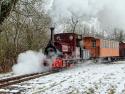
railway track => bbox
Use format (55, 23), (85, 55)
(0, 59), (122, 89)
(0, 71), (56, 88)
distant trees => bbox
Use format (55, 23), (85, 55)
(61, 15), (125, 41)
(0, 0), (51, 72)
(62, 16), (105, 39)
(113, 28), (125, 42)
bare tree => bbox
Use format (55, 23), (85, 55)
(113, 28), (125, 42)
(0, 0), (19, 24)
(0, 0), (51, 72)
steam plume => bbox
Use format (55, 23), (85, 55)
(47, 0), (125, 30)
(12, 50), (50, 75)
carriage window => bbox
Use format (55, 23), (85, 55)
(92, 39), (96, 48)
(110, 41), (112, 48)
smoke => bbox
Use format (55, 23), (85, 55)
(12, 50), (51, 75)
(47, 0), (125, 30)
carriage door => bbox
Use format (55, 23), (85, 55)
(92, 39), (97, 57)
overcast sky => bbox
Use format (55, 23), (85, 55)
(44, 0), (125, 31)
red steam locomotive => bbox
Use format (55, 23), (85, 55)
(44, 27), (125, 70)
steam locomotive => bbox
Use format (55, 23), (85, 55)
(44, 27), (125, 70)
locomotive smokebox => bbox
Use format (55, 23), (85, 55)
(50, 27), (55, 44)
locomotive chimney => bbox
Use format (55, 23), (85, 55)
(50, 27), (55, 45)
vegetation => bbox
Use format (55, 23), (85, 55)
(0, 0), (51, 72)
(62, 15), (125, 40)
(0, 0), (19, 24)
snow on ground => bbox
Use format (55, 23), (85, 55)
(0, 72), (26, 79)
(0, 72), (14, 79)
(1, 61), (125, 94)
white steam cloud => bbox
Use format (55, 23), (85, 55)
(47, 0), (125, 30)
(12, 50), (51, 75)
